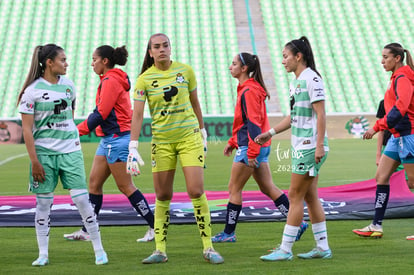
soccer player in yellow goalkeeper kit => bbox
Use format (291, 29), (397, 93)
(127, 33), (224, 264)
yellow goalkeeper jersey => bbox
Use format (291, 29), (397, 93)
(134, 61), (199, 143)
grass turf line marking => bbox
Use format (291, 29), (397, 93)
(0, 153), (27, 166)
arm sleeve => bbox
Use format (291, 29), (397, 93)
(376, 100), (385, 119)
(133, 75), (147, 102)
(241, 90), (263, 159)
(308, 75), (325, 103)
(77, 78), (120, 135)
(374, 76), (413, 131)
(18, 89), (35, 114)
(187, 65), (197, 92)
(70, 80), (77, 111)
(227, 135), (238, 148)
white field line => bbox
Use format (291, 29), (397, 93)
(0, 153), (28, 166)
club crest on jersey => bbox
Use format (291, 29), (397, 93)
(32, 180), (39, 189)
(66, 88), (71, 98)
(295, 84), (301, 95)
(176, 73), (185, 83)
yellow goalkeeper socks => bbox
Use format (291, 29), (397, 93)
(191, 193), (213, 250)
(154, 199), (170, 253)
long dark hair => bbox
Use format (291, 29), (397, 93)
(140, 33), (170, 75)
(17, 44), (63, 105)
(285, 36), (321, 78)
(95, 45), (128, 68)
(384, 43), (414, 71)
(239, 52), (270, 99)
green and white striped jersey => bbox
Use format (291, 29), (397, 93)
(289, 68), (329, 151)
(19, 76), (81, 155)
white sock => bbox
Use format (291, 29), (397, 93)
(70, 189), (104, 253)
(280, 224), (299, 253)
(35, 193), (54, 258)
(312, 221), (330, 251)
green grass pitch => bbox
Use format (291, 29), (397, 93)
(1, 139), (414, 274)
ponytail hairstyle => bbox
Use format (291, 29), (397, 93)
(17, 44), (63, 105)
(140, 33), (170, 75)
(239, 52), (270, 99)
(95, 45), (128, 68)
(285, 36), (322, 78)
(384, 43), (414, 71)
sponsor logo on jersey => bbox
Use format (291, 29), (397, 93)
(26, 103), (34, 110)
(314, 88), (324, 97)
(42, 93), (50, 100)
(163, 86), (178, 102)
(160, 108), (185, 116)
(303, 139), (311, 145)
(136, 90), (145, 97)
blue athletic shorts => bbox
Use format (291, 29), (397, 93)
(233, 146), (270, 168)
(383, 135), (414, 164)
(96, 134), (130, 164)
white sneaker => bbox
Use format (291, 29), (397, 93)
(63, 229), (90, 241)
(32, 255), (49, 266)
(137, 227), (154, 242)
(95, 250), (108, 265)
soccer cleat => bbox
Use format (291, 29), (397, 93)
(142, 250), (168, 264)
(296, 221), (308, 241)
(297, 248), (332, 259)
(137, 227), (155, 242)
(211, 231), (236, 243)
(352, 224), (383, 238)
(406, 235), (414, 240)
(203, 248), (224, 264)
(63, 229), (90, 241)
(32, 255), (49, 266)
(260, 246), (293, 261)
(95, 250), (108, 265)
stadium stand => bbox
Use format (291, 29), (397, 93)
(0, 0), (238, 118)
(0, 0), (413, 118)
(260, 0), (414, 114)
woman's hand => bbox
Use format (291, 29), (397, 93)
(254, 132), (271, 145)
(31, 159), (45, 183)
(363, 128), (377, 140)
(315, 144), (325, 164)
(224, 144), (234, 157)
(247, 158), (258, 168)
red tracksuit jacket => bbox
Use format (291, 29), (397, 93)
(228, 78), (271, 159)
(77, 68), (132, 137)
(374, 65), (414, 137)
